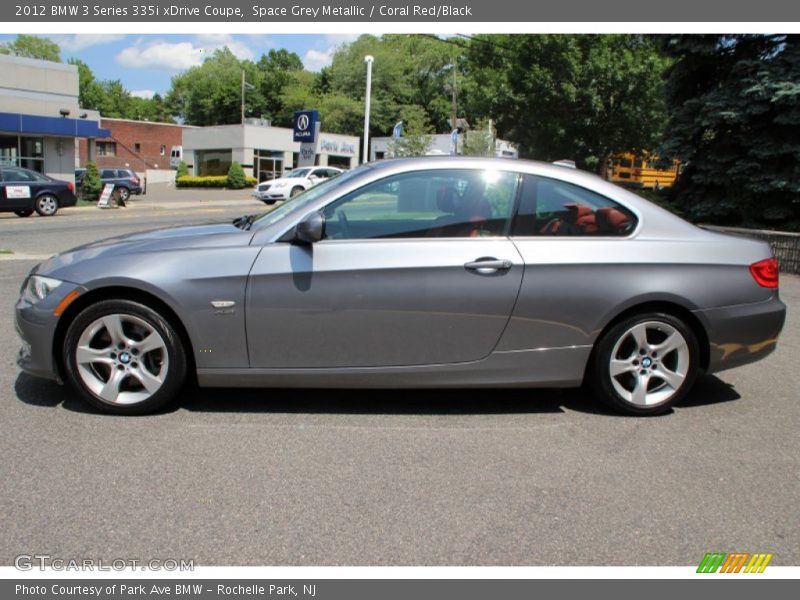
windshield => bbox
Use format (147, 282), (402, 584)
(284, 168), (311, 179)
(253, 166), (368, 228)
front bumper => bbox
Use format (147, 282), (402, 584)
(15, 281), (84, 382)
(253, 189), (289, 202)
(695, 294), (787, 373)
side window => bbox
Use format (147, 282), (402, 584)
(512, 175), (637, 237)
(2, 168), (35, 182)
(100, 169), (116, 179)
(322, 169), (518, 240)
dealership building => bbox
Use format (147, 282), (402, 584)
(183, 120), (360, 182)
(0, 54), (108, 183)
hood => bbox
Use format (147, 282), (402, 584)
(35, 222), (253, 278)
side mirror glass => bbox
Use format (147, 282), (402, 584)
(294, 211), (325, 244)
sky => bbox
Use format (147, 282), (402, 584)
(0, 34), (361, 98)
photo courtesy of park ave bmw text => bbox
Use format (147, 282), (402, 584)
(0, 0), (799, 596)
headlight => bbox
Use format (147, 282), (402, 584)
(21, 275), (63, 305)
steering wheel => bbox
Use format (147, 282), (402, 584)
(336, 210), (352, 239)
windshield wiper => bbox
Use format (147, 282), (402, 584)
(233, 214), (258, 230)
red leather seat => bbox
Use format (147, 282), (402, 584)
(596, 207), (631, 234)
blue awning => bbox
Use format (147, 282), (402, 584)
(0, 112), (110, 138)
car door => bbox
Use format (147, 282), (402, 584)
(246, 168), (524, 368)
(0, 167), (38, 211)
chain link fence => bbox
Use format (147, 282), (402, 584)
(702, 225), (800, 274)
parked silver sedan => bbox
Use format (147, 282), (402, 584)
(15, 157), (786, 415)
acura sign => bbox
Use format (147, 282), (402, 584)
(293, 110), (319, 143)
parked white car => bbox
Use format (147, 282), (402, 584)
(253, 167), (343, 204)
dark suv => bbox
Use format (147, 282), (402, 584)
(99, 168), (142, 201)
(75, 168), (143, 201)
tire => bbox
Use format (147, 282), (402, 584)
(589, 312), (699, 416)
(14, 209), (33, 217)
(118, 187), (131, 202)
(263, 200), (276, 205)
(63, 299), (187, 415)
(290, 186), (304, 198)
(35, 194), (59, 216)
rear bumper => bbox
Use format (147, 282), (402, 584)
(695, 294), (786, 373)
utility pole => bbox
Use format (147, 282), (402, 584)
(240, 70), (254, 125)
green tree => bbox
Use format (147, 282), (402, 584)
(0, 34), (61, 62)
(387, 108), (434, 157)
(255, 48), (304, 124)
(327, 35), (456, 137)
(69, 59), (105, 110)
(175, 161), (189, 179)
(226, 161), (247, 189)
(82, 161), (102, 200)
(462, 34), (669, 174)
(462, 118), (496, 156)
(659, 34), (800, 228)
(166, 47), (265, 126)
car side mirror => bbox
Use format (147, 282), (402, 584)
(294, 211), (325, 244)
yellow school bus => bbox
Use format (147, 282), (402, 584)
(609, 153), (681, 189)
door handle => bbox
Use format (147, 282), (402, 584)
(464, 258), (513, 274)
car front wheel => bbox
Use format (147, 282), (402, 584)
(35, 194), (59, 216)
(590, 312), (699, 416)
(290, 186), (304, 197)
(63, 300), (187, 415)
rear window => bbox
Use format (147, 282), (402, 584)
(512, 175), (638, 237)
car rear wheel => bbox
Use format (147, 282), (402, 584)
(290, 186), (304, 198)
(590, 312), (699, 416)
(63, 300), (187, 415)
(118, 187), (131, 201)
(14, 209), (33, 217)
(35, 194), (59, 216)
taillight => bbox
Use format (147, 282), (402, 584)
(750, 258), (779, 288)
(67, 182), (74, 193)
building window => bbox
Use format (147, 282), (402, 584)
(0, 135), (45, 172)
(96, 142), (116, 157)
(160, 145), (166, 156)
(134, 143), (141, 153)
(195, 149), (232, 176)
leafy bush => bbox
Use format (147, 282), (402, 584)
(81, 160), (102, 200)
(226, 161), (247, 189)
(175, 175), (256, 188)
(175, 160), (189, 179)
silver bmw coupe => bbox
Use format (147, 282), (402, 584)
(15, 157), (786, 415)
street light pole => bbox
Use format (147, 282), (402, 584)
(362, 55), (374, 164)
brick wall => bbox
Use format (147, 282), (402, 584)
(78, 118), (184, 172)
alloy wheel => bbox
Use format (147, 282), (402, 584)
(75, 313), (169, 405)
(608, 321), (690, 406)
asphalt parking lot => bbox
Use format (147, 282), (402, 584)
(1, 200), (798, 566)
